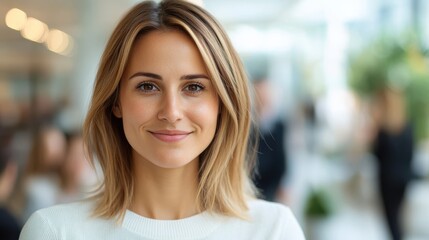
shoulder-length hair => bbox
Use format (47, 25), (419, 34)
(83, 0), (255, 221)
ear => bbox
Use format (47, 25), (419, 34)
(112, 104), (122, 118)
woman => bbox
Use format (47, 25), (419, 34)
(21, 125), (67, 221)
(20, 1), (305, 239)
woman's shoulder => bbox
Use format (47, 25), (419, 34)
(22, 201), (94, 228)
(32, 200), (93, 220)
(245, 199), (306, 239)
(20, 200), (109, 240)
(247, 199), (293, 219)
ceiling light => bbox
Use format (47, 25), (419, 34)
(46, 29), (73, 56)
(5, 8), (27, 31)
(20, 17), (49, 43)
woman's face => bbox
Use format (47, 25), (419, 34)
(115, 29), (219, 169)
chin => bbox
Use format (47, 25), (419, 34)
(151, 159), (196, 169)
(148, 153), (199, 169)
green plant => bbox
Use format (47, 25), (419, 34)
(304, 189), (332, 218)
(348, 36), (429, 141)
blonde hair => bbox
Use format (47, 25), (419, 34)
(83, 0), (255, 221)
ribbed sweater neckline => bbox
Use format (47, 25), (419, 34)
(122, 209), (224, 239)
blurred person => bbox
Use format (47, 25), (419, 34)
(302, 99), (317, 152)
(57, 132), (93, 203)
(372, 87), (414, 240)
(20, 1), (305, 239)
(252, 77), (288, 202)
(21, 125), (67, 221)
(58, 132), (99, 203)
(0, 134), (21, 240)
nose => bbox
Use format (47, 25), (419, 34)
(157, 91), (183, 123)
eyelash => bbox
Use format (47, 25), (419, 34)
(184, 82), (205, 94)
(136, 81), (159, 92)
(136, 81), (205, 94)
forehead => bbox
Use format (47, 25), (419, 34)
(130, 29), (198, 61)
(136, 29), (192, 47)
(125, 29), (208, 73)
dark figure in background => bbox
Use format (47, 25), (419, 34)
(255, 120), (287, 201)
(0, 134), (21, 240)
(252, 78), (287, 201)
(372, 88), (414, 240)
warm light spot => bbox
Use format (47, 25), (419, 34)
(60, 37), (74, 56)
(46, 29), (69, 53)
(20, 17), (49, 43)
(5, 8), (27, 30)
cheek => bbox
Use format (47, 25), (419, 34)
(192, 99), (219, 129)
(121, 97), (157, 123)
(120, 99), (155, 148)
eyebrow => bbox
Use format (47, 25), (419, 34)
(129, 72), (161, 80)
(128, 72), (210, 81)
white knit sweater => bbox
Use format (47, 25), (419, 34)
(20, 199), (305, 240)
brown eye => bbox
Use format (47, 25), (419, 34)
(184, 83), (204, 93)
(137, 82), (159, 92)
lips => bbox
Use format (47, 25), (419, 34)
(149, 130), (191, 143)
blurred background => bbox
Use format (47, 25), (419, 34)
(1, 0), (429, 239)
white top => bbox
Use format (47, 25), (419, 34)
(20, 199), (306, 240)
(23, 176), (60, 221)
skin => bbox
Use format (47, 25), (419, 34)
(42, 128), (67, 171)
(114, 29), (219, 220)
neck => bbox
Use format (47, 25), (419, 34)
(130, 153), (200, 220)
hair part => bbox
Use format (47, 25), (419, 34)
(83, 0), (256, 222)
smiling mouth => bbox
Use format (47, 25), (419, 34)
(148, 130), (191, 143)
